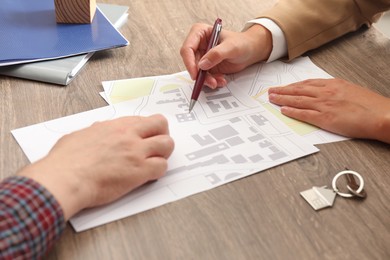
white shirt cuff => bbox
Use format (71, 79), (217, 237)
(243, 18), (288, 62)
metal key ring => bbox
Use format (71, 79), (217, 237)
(331, 170), (364, 198)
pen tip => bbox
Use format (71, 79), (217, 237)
(188, 100), (196, 112)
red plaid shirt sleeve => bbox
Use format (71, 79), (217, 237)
(0, 176), (66, 260)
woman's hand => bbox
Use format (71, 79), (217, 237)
(268, 78), (390, 143)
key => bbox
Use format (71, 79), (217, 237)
(301, 170), (366, 211)
(345, 173), (367, 198)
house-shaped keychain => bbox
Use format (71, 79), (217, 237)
(300, 186), (337, 210)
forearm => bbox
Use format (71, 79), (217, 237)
(0, 176), (65, 259)
(242, 24), (273, 63)
(258, 0), (390, 60)
(244, 18), (287, 62)
(18, 155), (91, 221)
(374, 108), (390, 144)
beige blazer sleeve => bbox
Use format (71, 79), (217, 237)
(258, 0), (390, 60)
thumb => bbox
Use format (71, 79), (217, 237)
(198, 45), (226, 70)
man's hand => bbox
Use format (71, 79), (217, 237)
(19, 114), (174, 220)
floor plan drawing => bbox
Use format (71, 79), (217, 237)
(101, 57), (347, 144)
(226, 57), (348, 144)
(12, 78), (318, 232)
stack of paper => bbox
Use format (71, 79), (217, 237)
(12, 57), (346, 232)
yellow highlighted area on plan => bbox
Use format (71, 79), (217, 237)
(109, 78), (155, 104)
(159, 84), (181, 92)
(262, 103), (318, 136)
(252, 88), (319, 136)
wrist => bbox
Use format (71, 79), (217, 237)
(243, 24), (272, 62)
(376, 107), (390, 144)
(18, 156), (90, 220)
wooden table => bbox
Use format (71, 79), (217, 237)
(1, 0), (389, 259)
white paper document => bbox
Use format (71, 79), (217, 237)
(101, 57), (348, 145)
(13, 73), (318, 232)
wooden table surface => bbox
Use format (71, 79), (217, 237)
(1, 0), (389, 259)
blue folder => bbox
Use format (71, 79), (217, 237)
(0, 0), (128, 66)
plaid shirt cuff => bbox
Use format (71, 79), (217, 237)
(0, 175), (66, 259)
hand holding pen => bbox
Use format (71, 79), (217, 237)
(180, 22), (273, 90)
(188, 18), (222, 112)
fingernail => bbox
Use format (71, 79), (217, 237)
(268, 93), (277, 100)
(205, 78), (217, 89)
(216, 77), (227, 86)
(198, 58), (212, 70)
(220, 78), (227, 86)
(280, 106), (290, 113)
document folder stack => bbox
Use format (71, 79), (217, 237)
(0, 1), (129, 85)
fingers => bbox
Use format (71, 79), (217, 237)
(268, 79), (326, 97)
(120, 114), (174, 158)
(268, 79), (336, 110)
(280, 106), (322, 127)
(180, 23), (230, 88)
(198, 36), (247, 72)
(180, 23), (213, 80)
(180, 44), (198, 80)
(142, 134), (175, 159)
(204, 72), (227, 89)
(269, 92), (318, 110)
(198, 45), (226, 70)
(129, 114), (170, 138)
(142, 157), (170, 180)
(182, 42), (227, 88)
